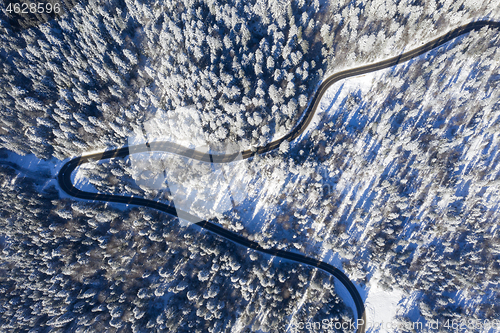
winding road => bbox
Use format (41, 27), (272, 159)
(58, 21), (500, 333)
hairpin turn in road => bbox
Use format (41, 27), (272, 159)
(58, 21), (500, 333)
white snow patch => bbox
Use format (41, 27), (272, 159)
(364, 270), (404, 332)
(0, 151), (66, 194)
(72, 165), (98, 193)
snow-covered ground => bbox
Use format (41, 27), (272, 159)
(363, 270), (404, 332)
(73, 164), (99, 193)
(0, 150), (63, 194)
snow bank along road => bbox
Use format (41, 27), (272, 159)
(58, 20), (500, 333)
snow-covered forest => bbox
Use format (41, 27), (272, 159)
(78, 11), (500, 330)
(1, 0), (499, 158)
(1, 0), (500, 331)
(0, 159), (353, 331)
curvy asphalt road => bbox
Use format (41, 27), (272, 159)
(58, 21), (500, 333)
